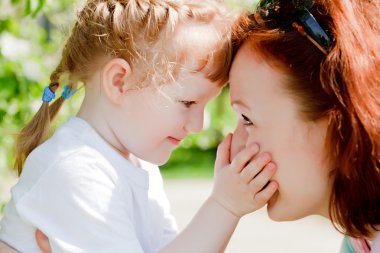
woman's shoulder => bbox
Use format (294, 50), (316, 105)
(340, 235), (374, 253)
(372, 231), (380, 252)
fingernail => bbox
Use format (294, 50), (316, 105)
(246, 141), (256, 147)
(262, 152), (271, 161)
(266, 162), (274, 170)
(248, 142), (259, 149)
(271, 182), (278, 190)
(250, 145), (259, 153)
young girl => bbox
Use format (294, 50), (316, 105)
(0, 0), (278, 252)
(229, 0), (379, 252)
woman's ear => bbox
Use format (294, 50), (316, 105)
(101, 58), (133, 104)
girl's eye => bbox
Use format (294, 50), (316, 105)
(242, 114), (253, 126)
(179, 100), (196, 108)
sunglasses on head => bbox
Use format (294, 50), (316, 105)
(255, 0), (332, 55)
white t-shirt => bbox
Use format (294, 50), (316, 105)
(0, 116), (178, 253)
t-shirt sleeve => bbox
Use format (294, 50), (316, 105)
(158, 181), (178, 246)
(15, 154), (144, 253)
(144, 162), (178, 248)
(160, 204), (178, 248)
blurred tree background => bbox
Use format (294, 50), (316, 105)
(0, 0), (257, 211)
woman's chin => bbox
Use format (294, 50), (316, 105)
(266, 192), (284, 221)
(267, 206), (287, 221)
(266, 192), (299, 222)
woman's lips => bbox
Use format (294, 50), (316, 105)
(167, 136), (183, 145)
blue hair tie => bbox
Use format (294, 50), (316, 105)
(61, 85), (76, 100)
(42, 86), (56, 103)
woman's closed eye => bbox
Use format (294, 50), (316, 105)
(178, 100), (197, 108)
(242, 114), (253, 126)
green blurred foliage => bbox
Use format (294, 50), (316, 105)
(0, 0), (258, 180)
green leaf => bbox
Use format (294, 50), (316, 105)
(24, 0), (31, 15)
(10, 0), (21, 5)
(31, 0), (46, 17)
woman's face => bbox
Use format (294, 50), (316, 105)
(229, 43), (333, 221)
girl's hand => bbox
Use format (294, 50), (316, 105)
(211, 134), (278, 218)
(0, 242), (19, 253)
(35, 229), (51, 253)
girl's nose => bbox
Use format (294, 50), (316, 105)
(184, 108), (204, 133)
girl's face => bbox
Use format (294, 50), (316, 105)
(110, 67), (221, 165)
(229, 43), (333, 221)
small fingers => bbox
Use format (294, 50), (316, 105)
(252, 181), (278, 206)
(215, 133), (233, 169)
(230, 143), (260, 173)
(249, 162), (277, 192)
(240, 153), (272, 182)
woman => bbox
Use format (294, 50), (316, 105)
(229, 0), (379, 252)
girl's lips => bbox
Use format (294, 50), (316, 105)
(167, 136), (182, 145)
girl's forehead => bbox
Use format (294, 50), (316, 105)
(160, 70), (221, 98)
(174, 22), (220, 50)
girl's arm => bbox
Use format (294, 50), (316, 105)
(159, 134), (278, 253)
(0, 242), (20, 253)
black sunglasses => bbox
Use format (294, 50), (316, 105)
(255, 0), (332, 54)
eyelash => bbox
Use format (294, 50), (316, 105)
(241, 114), (253, 126)
(179, 100), (196, 108)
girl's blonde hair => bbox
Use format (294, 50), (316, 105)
(15, 0), (233, 174)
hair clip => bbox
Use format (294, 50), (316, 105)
(42, 86), (56, 103)
(292, 21), (328, 54)
(256, 0), (332, 54)
(61, 85), (77, 100)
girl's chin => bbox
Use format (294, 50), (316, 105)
(148, 155), (170, 166)
(136, 151), (171, 166)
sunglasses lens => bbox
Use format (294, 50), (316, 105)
(296, 10), (331, 50)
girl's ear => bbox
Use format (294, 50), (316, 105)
(101, 58), (133, 104)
